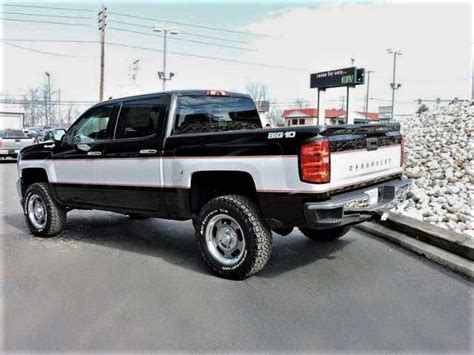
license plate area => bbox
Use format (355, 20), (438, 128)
(364, 188), (379, 205)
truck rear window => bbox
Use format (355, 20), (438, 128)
(0, 130), (25, 138)
(173, 95), (261, 135)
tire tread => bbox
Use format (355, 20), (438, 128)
(196, 194), (272, 279)
(24, 182), (66, 238)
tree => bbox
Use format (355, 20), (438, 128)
(64, 105), (81, 126)
(292, 98), (310, 109)
(267, 101), (284, 127)
(245, 81), (268, 103)
(22, 87), (46, 127)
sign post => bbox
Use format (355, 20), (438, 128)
(310, 67), (365, 125)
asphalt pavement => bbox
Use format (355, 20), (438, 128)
(1, 161), (472, 352)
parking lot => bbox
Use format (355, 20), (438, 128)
(0, 161), (472, 352)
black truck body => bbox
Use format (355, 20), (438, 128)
(17, 90), (411, 279)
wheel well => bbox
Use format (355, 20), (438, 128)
(189, 171), (258, 214)
(21, 168), (48, 196)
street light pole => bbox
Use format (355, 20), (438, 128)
(45, 72), (51, 126)
(153, 25), (179, 91)
(387, 49), (402, 122)
(364, 70), (374, 121)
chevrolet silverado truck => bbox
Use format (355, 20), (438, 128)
(0, 129), (36, 158)
(17, 90), (411, 279)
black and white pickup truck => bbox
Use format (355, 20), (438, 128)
(17, 90), (411, 279)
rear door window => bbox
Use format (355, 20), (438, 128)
(173, 95), (261, 135)
(115, 97), (168, 140)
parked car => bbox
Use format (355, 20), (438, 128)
(0, 129), (37, 158)
(16, 90), (411, 279)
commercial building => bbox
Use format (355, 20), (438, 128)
(0, 104), (25, 129)
(282, 108), (379, 126)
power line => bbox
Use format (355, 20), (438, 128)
(107, 27), (255, 51)
(0, 11), (91, 20)
(2, 3), (93, 12)
(1, 38), (307, 71)
(3, 41), (98, 58)
(108, 11), (270, 37)
(107, 19), (250, 44)
(1, 39), (98, 44)
(0, 17), (91, 27)
(105, 41), (307, 71)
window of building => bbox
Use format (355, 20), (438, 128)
(292, 119), (298, 125)
(299, 118), (305, 125)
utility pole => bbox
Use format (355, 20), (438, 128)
(364, 70), (374, 120)
(58, 88), (61, 125)
(45, 72), (51, 126)
(98, 4), (107, 101)
(339, 96), (345, 110)
(350, 57), (355, 66)
(387, 49), (402, 122)
(153, 25), (179, 91)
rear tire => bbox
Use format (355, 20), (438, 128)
(23, 182), (66, 238)
(195, 195), (272, 280)
(299, 225), (351, 242)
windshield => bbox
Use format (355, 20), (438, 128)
(173, 95), (261, 135)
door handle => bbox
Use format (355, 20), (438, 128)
(44, 143), (55, 149)
(87, 151), (102, 156)
(139, 149), (157, 155)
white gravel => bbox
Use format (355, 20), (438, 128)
(393, 101), (474, 238)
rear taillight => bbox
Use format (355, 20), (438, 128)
(400, 135), (405, 167)
(300, 138), (330, 184)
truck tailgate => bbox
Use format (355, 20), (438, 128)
(322, 125), (402, 191)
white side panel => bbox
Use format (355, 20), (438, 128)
(19, 159), (56, 182)
(52, 160), (103, 184)
(19, 145), (402, 194)
(161, 156), (330, 193)
(101, 158), (161, 187)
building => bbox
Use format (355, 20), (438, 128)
(0, 103), (25, 130)
(282, 108), (379, 126)
(354, 111), (380, 123)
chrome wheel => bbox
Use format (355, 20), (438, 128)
(27, 194), (47, 230)
(205, 214), (245, 265)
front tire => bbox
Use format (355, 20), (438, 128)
(299, 225), (351, 242)
(23, 182), (66, 237)
(195, 195), (272, 280)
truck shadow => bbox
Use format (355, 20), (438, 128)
(260, 235), (351, 278)
(4, 210), (351, 278)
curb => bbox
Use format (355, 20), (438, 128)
(381, 212), (474, 260)
(356, 222), (473, 280)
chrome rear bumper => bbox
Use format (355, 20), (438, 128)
(303, 178), (412, 229)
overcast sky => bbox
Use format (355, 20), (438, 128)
(1, 1), (472, 115)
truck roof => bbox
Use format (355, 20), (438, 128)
(96, 90), (252, 108)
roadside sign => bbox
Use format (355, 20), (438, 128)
(310, 67), (358, 89)
(356, 68), (365, 85)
